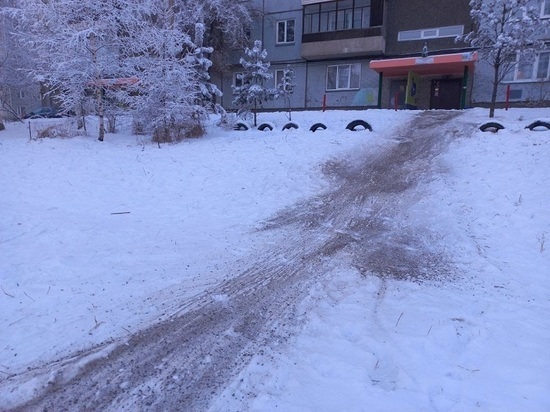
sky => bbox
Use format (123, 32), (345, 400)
(1, 108), (549, 411)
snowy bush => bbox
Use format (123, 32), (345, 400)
(31, 120), (84, 140)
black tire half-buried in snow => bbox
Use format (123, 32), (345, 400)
(309, 123), (327, 132)
(479, 122), (504, 133)
(282, 122), (299, 130)
(346, 120), (372, 132)
(525, 120), (550, 131)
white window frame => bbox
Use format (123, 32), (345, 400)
(398, 25), (464, 42)
(276, 19), (295, 44)
(326, 63), (361, 91)
(506, 52), (550, 82)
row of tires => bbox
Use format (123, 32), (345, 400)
(479, 120), (550, 132)
(234, 119), (373, 132)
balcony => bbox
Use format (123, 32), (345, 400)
(301, 27), (385, 60)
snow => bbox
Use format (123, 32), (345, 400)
(1, 108), (549, 410)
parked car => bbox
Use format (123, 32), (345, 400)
(24, 107), (61, 119)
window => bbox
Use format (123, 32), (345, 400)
(542, 0), (550, 18)
(277, 19), (295, 44)
(398, 25), (464, 41)
(275, 69), (295, 92)
(507, 52), (550, 81)
(326, 63), (360, 90)
(275, 70), (285, 87)
(303, 0), (372, 35)
(337, 0), (353, 30)
(536, 53), (550, 78)
(19, 90), (25, 99)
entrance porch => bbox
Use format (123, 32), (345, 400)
(370, 52), (478, 110)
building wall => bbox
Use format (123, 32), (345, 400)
(472, 58), (550, 107)
(385, 0), (471, 56)
(305, 60), (379, 109)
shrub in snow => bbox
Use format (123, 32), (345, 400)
(216, 108), (239, 131)
(31, 120), (84, 139)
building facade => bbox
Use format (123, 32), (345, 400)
(220, 0), (550, 111)
(3, 0), (548, 120)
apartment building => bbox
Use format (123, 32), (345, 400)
(220, 0), (550, 111)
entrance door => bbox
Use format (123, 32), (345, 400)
(430, 79), (462, 109)
(389, 80), (407, 110)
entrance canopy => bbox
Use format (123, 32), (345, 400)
(370, 51), (478, 77)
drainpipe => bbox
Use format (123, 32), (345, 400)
(261, 0), (265, 46)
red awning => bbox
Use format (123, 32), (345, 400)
(370, 51), (478, 77)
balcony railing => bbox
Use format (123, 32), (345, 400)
(302, 26), (382, 43)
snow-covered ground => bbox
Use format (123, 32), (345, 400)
(1, 108), (549, 410)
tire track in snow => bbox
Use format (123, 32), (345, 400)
(6, 111), (468, 411)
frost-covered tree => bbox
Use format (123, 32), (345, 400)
(123, 3), (203, 142)
(460, 0), (549, 117)
(232, 40), (277, 127)
(173, 0), (256, 68)
(12, 0), (255, 141)
(276, 66), (296, 121)
(0, 0), (31, 129)
(185, 22), (222, 109)
(12, 0), (144, 140)
(132, 1), (253, 139)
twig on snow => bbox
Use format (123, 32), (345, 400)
(458, 365), (480, 373)
(9, 314), (32, 327)
(1, 285), (14, 298)
(88, 316), (105, 334)
(395, 312), (404, 328)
